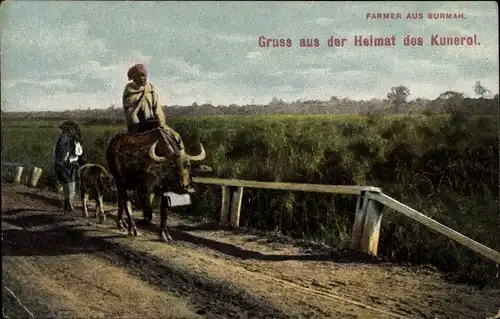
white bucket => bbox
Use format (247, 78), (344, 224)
(163, 192), (192, 207)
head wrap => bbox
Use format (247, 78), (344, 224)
(59, 121), (82, 141)
(127, 64), (148, 80)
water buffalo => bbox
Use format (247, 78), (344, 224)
(106, 120), (207, 242)
(78, 163), (117, 223)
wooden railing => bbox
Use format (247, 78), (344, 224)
(3, 162), (499, 265)
(193, 177), (500, 265)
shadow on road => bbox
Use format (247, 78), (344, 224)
(5, 189), (382, 265)
(2, 208), (54, 215)
(2, 209), (290, 319)
(16, 191), (62, 208)
(2, 210), (122, 257)
(110, 214), (382, 264)
(180, 231), (381, 264)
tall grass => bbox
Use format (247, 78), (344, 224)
(2, 113), (498, 286)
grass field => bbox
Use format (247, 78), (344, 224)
(2, 112), (498, 286)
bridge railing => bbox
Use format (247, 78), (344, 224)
(192, 177), (500, 265)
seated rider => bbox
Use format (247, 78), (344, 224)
(122, 63), (185, 152)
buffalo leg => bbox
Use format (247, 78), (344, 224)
(159, 196), (174, 243)
(116, 198), (129, 230)
(121, 190), (137, 236)
(125, 201), (132, 227)
(120, 203), (129, 229)
(114, 183), (131, 230)
(115, 185), (127, 230)
(116, 197), (125, 230)
(138, 193), (154, 224)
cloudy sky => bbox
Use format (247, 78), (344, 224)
(1, 1), (498, 111)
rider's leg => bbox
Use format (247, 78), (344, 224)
(161, 124), (185, 151)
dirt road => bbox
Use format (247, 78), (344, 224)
(2, 184), (499, 318)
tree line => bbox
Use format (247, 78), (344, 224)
(2, 81), (497, 122)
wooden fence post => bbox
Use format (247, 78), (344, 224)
(229, 187), (244, 227)
(30, 167), (43, 187)
(351, 191), (368, 251)
(14, 166), (24, 184)
(220, 186), (231, 225)
(359, 192), (383, 256)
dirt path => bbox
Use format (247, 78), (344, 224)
(2, 184), (499, 319)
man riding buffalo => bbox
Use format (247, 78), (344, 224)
(107, 63), (208, 241)
(122, 63), (185, 152)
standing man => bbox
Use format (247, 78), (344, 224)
(53, 121), (87, 213)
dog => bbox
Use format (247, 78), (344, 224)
(78, 163), (116, 223)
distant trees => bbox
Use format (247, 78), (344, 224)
(270, 96), (285, 105)
(474, 81), (489, 98)
(387, 85), (410, 112)
(438, 91), (464, 101)
(3, 81), (498, 119)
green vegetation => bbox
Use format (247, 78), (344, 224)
(2, 88), (498, 287)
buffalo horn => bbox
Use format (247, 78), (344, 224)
(148, 140), (166, 162)
(185, 141), (206, 162)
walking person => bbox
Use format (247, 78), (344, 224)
(53, 121), (87, 213)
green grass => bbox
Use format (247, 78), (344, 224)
(2, 112), (498, 286)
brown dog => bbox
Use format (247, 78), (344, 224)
(78, 163), (116, 223)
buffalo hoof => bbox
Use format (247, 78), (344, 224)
(127, 228), (139, 236)
(160, 232), (174, 243)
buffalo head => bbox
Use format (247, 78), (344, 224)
(148, 137), (207, 193)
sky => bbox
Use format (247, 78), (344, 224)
(1, 1), (498, 112)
